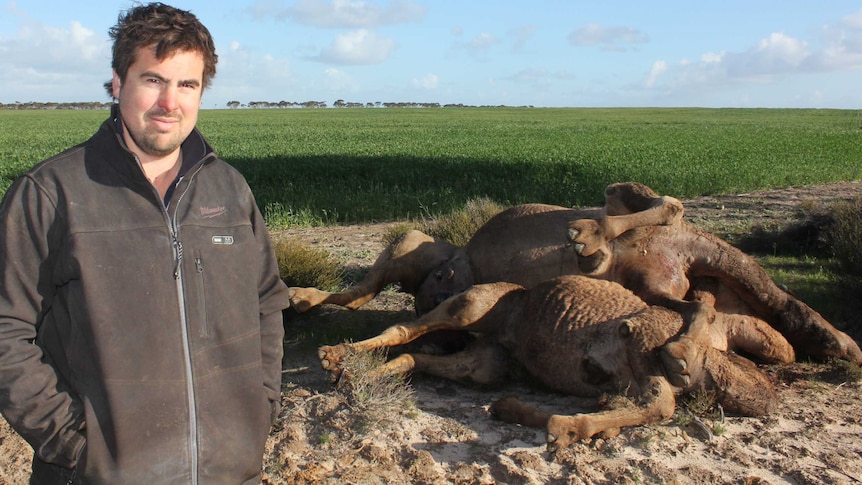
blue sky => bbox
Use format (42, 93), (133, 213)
(2, 0), (861, 108)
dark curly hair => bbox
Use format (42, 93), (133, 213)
(103, 2), (218, 97)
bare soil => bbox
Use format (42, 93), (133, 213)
(2, 181), (861, 484)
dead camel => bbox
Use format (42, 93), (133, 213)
(318, 275), (796, 449)
(292, 182), (862, 369)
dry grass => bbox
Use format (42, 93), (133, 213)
(826, 195), (862, 277)
(272, 238), (344, 290)
(378, 197), (505, 248)
(419, 197), (505, 247)
(337, 348), (417, 433)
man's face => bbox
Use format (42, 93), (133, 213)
(112, 46), (205, 162)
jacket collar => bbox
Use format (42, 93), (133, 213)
(86, 105), (217, 207)
(103, 104), (216, 182)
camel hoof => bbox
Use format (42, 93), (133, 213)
(318, 345), (346, 376)
(567, 219), (603, 257)
(660, 340), (693, 388)
(288, 288), (314, 313)
(317, 347), (332, 369)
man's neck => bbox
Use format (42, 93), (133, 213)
(142, 150), (182, 199)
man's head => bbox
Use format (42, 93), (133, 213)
(105, 3), (217, 162)
(105, 3), (217, 95)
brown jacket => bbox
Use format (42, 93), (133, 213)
(0, 107), (288, 484)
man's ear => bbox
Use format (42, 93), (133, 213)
(111, 71), (122, 99)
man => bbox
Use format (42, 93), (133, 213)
(0, 3), (289, 483)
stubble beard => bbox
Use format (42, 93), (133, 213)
(126, 109), (186, 158)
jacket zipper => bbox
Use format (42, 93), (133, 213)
(194, 252), (209, 337)
(169, 162), (208, 485)
(126, 135), (214, 484)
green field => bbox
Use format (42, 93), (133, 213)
(1, 108), (859, 227)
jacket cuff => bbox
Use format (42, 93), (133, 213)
(41, 429), (86, 469)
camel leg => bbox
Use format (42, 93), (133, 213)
(318, 282), (524, 378)
(567, 183), (684, 262)
(490, 376), (676, 450)
(289, 230), (458, 312)
(365, 337), (512, 385)
(660, 297), (799, 390)
(489, 397), (552, 429)
(696, 346), (779, 416)
(722, 313), (795, 364)
(778, 299), (862, 365)
(631, 280), (719, 388)
(652, 299), (715, 380)
(680, 233), (862, 365)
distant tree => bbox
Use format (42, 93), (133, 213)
(227, 100), (240, 109)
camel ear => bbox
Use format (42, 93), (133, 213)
(618, 318), (636, 337)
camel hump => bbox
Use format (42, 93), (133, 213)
(525, 276), (649, 331)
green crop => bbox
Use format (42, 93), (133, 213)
(1, 107), (859, 227)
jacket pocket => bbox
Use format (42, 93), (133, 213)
(193, 249), (209, 337)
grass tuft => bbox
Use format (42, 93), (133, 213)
(419, 197), (505, 246)
(681, 388), (720, 418)
(272, 238), (344, 290)
(826, 195), (862, 277)
(379, 197), (505, 248)
(338, 348), (416, 432)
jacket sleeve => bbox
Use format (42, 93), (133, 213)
(250, 202), (288, 419)
(0, 176), (86, 467)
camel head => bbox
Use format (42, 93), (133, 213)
(414, 255), (474, 315)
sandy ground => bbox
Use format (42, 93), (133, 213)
(1, 180), (861, 484)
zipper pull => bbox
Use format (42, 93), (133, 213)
(173, 239), (184, 279)
(195, 257), (203, 273)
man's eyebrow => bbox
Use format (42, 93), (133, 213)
(140, 71), (201, 87)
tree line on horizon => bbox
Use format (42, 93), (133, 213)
(2, 100), (533, 110)
(2, 101), (114, 110)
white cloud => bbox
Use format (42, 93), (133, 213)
(814, 9), (862, 70)
(643, 25), (861, 97)
(452, 32), (500, 60)
(323, 67), (359, 92)
(841, 8), (862, 29)
(1, 20), (106, 69)
(468, 32), (499, 50)
(412, 73), (438, 89)
(568, 23), (649, 52)
(209, 41), (296, 105)
(258, 0), (426, 28)
(723, 32), (810, 78)
(313, 29), (396, 64)
(644, 60), (667, 88)
(0, 19), (109, 102)
(507, 68), (550, 83)
(701, 52), (723, 64)
(508, 24), (536, 52)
